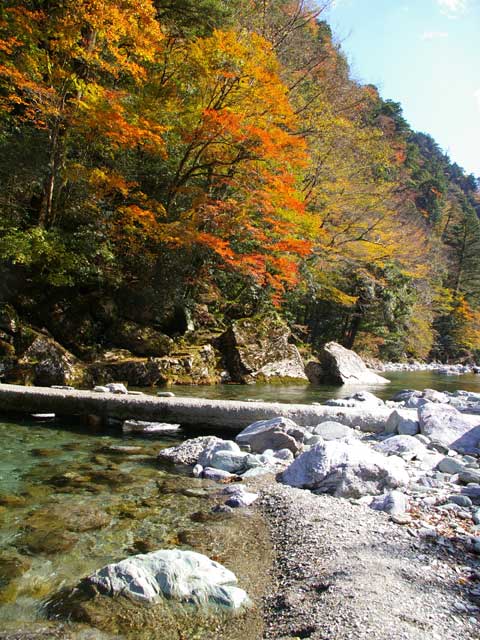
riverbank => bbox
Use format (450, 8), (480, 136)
(259, 482), (479, 640)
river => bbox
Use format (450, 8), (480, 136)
(0, 370), (479, 638)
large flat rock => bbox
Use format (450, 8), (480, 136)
(0, 383), (413, 432)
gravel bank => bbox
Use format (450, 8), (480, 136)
(259, 482), (479, 640)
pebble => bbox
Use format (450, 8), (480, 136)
(390, 514), (412, 525)
(447, 495), (473, 508)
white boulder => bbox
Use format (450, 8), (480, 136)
(385, 409), (419, 436)
(419, 403), (480, 454)
(280, 439), (408, 498)
(123, 420), (180, 434)
(84, 549), (249, 609)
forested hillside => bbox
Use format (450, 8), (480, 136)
(0, 0), (479, 367)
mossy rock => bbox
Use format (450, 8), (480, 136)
(0, 552), (32, 586)
(6, 327), (91, 387)
(217, 311), (307, 383)
(107, 320), (174, 357)
(0, 494), (27, 508)
(0, 338), (15, 357)
(17, 530), (77, 556)
(90, 343), (220, 386)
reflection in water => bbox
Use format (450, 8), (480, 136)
(145, 371), (480, 404)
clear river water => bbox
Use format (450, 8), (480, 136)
(0, 370), (479, 638)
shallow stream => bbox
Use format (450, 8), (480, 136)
(0, 371), (479, 637)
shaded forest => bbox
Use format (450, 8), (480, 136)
(0, 0), (479, 365)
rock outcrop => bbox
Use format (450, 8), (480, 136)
(306, 342), (390, 385)
(6, 329), (89, 387)
(89, 343), (220, 386)
(217, 311), (307, 384)
(106, 320), (174, 357)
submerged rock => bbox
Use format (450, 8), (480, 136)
(324, 391), (384, 408)
(122, 420), (180, 434)
(280, 439), (408, 498)
(83, 549), (249, 609)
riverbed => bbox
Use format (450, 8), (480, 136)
(0, 371), (479, 638)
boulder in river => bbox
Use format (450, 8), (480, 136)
(307, 342), (390, 386)
(280, 439), (408, 497)
(217, 311), (307, 384)
(83, 549), (249, 609)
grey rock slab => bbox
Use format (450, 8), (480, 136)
(461, 485), (480, 505)
(419, 403), (480, 454)
(374, 435), (426, 460)
(0, 383), (415, 432)
(447, 495), (473, 508)
(459, 469), (480, 484)
(310, 421), (357, 440)
(235, 416), (306, 454)
(83, 549), (249, 609)
(437, 457), (466, 475)
(280, 439), (409, 498)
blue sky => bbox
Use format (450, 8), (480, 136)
(325, 0), (480, 178)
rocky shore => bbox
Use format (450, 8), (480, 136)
(150, 386), (480, 638)
(260, 483), (479, 640)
